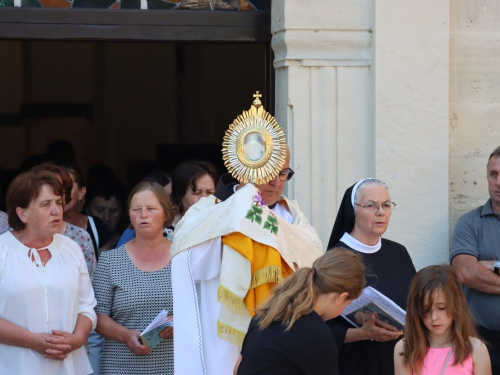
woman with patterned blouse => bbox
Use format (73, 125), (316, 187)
(93, 181), (175, 375)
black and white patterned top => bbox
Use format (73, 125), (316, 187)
(93, 245), (173, 375)
(64, 222), (96, 280)
(0, 211), (8, 235)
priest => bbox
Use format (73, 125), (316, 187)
(171, 93), (324, 375)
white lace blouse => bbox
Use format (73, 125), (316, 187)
(0, 231), (96, 375)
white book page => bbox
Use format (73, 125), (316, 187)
(141, 309), (170, 335)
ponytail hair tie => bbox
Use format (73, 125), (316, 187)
(312, 267), (317, 276)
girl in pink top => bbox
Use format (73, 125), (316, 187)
(394, 265), (491, 375)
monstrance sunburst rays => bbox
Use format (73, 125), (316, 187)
(222, 92), (287, 185)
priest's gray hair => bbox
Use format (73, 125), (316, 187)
(353, 178), (389, 210)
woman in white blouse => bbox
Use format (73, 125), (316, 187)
(0, 170), (96, 375)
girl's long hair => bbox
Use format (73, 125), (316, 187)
(403, 265), (476, 373)
(256, 247), (365, 331)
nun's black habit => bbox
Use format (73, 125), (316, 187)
(326, 179), (416, 375)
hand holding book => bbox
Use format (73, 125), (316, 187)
(372, 312), (402, 332)
(126, 330), (152, 356)
(357, 314), (403, 342)
(352, 309), (402, 332)
(140, 310), (174, 350)
(341, 287), (405, 342)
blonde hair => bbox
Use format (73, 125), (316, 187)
(256, 248), (365, 330)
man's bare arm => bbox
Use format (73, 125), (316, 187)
(452, 254), (500, 294)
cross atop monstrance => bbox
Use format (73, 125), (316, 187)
(252, 91), (262, 107)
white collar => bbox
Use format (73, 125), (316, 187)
(340, 232), (381, 254)
(5, 231), (59, 256)
(272, 201), (293, 224)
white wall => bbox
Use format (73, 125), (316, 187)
(272, 0), (450, 269)
(372, 0), (450, 269)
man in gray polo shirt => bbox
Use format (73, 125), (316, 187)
(451, 145), (500, 373)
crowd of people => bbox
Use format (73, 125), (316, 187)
(0, 148), (220, 374)
(0, 143), (499, 375)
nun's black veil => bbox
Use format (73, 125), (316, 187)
(327, 183), (357, 250)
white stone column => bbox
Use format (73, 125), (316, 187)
(272, 0), (373, 249)
(272, 0), (450, 268)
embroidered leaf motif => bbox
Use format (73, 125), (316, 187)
(245, 205), (263, 225)
(267, 215), (278, 224)
(245, 210), (256, 222)
(255, 215), (263, 225)
(263, 214), (279, 235)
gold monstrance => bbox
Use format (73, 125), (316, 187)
(222, 92), (287, 185)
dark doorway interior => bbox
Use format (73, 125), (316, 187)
(0, 39), (271, 205)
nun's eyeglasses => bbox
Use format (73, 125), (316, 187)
(355, 202), (396, 212)
(278, 168), (295, 181)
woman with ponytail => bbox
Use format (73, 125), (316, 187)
(235, 248), (365, 375)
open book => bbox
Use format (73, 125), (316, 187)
(140, 309), (174, 349)
(341, 286), (406, 331)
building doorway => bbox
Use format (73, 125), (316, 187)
(0, 8), (272, 205)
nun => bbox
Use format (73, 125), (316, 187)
(326, 178), (416, 375)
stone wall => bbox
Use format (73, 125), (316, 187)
(272, 0), (450, 269)
(449, 0), (500, 242)
(372, 0), (450, 269)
